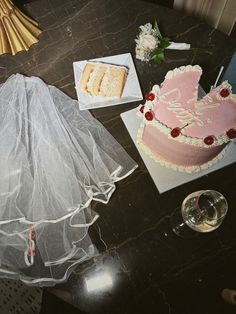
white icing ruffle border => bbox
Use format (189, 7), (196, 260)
(165, 64), (202, 80)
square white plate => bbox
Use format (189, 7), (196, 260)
(73, 53), (143, 110)
(121, 108), (236, 194)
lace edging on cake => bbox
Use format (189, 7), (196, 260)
(136, 122), (229, 173)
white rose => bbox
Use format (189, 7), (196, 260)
(135, 47), (149, 61)
(138, 34), (158, 51)
(139, 23), (153, 35)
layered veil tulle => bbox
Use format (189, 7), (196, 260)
(0, 74), (137, 285)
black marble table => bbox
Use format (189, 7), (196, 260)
(1, 1), (236, 313)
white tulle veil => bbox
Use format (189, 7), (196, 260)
(0, 74), (137, 285)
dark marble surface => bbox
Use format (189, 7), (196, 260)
(1, 0), (236, 313)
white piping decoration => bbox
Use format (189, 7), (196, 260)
(216, 81), (236, 103)
(137, 116), (229, 147)
(165, 65), (202, 80)
(136, 122), (228, 173)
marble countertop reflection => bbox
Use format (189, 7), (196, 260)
(1, 0), (236, 313)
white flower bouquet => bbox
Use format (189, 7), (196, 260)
(135, 21), (190, 63)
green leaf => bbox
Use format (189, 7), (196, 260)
(149, 48), (165, 64)
(153, 55), (164, 64)
(153, 20), (162, 38)
(159, 37), (170, 49)
(154, 51), (165, 60)
(154, 20), (158, 30)
(147, 21), (169, 63)
(156, 51), (165, 60)
(150, 47), (162, 58)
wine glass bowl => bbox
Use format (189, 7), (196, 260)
(171, 190), (228, 237)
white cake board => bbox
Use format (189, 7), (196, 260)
(121, 108), (236, 194)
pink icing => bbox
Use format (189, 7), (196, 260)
(142, 125), (226, 167)
(153, 66), (236, 138)
(137, 65), (236, 172)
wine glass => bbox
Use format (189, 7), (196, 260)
(170, 190), (228, 237)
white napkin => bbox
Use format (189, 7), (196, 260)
(167, 41), (191, 50)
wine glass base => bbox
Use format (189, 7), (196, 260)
(170, 208), (199, 238)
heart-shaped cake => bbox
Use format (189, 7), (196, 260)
(137, 65), (236, 172)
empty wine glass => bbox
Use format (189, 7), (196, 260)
(170, 190), (228, 237)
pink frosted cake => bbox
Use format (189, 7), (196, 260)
(137, 65), (236, 172)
